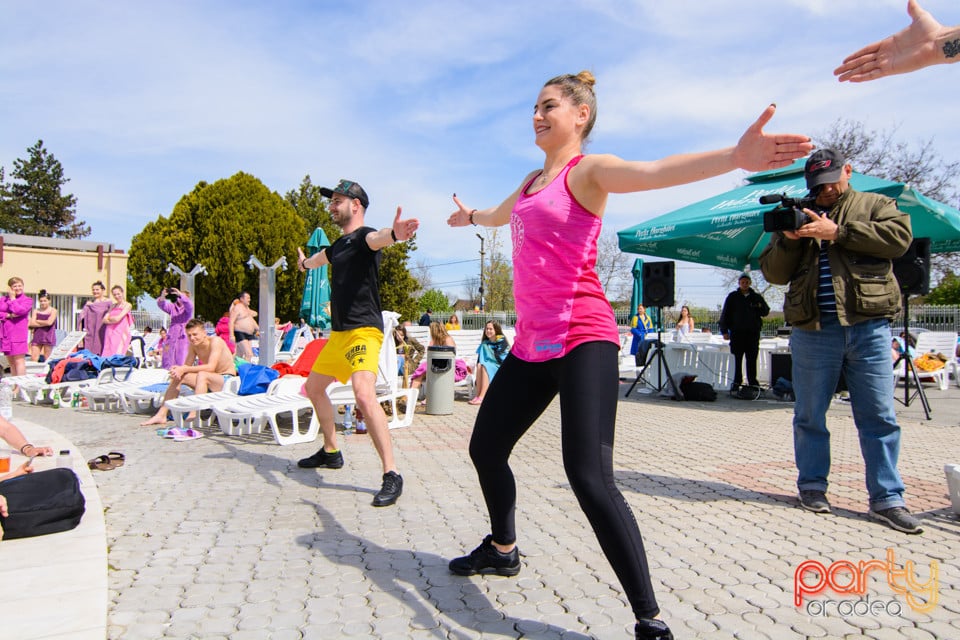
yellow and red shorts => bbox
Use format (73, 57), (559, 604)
(310, 327), (383, 383)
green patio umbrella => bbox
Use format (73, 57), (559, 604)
(300, 228), (331, 329)
(617, 158), (960, 270)
(630, 258), (643, 316)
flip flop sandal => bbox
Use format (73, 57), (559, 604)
(106, 452), (125, 467)
(162, 428), (187, 439)
(87, 455), (116, 471)
(172, 429), (204, 441)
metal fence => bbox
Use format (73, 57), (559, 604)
(451, 304), (960, 336)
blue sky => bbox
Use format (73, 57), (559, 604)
(2, 0), (957, 310)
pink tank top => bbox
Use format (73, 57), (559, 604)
(510, 155), (619, 362)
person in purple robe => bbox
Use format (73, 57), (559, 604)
(156, 287), (194, 368)
(80, 281), (111, 354)
(0, 277), (35, 376)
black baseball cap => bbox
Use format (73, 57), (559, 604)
(320, 179), (369, 209)
(804, 149), (845, 190)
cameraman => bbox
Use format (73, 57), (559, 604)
(759, 149), (921, 534)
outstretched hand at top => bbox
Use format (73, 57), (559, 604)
(731, 105), (813, 172)
(834, 0), (947, 83)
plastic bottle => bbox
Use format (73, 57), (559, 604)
(0, 380), (13, 420)
(343, 404), (354, 435)
(71, 391), (81, 409)
(52, 390), (61, 409)
(355, 417), (367, 435)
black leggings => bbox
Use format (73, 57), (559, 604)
(469, 341), (659, 619)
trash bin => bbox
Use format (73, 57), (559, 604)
(425, 345), (456, 415)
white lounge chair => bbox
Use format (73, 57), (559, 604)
(159, 376), (243, 428)
(80, 367), (172, 412)
(129, 332), (162, 367)
(895, 331), (958, 391)
(325, 311), (416, 431)
(23, 330), (87, 375)
(212, 375), (312, 441)
(213, 311), (417, 445)
(215, 311), (416, 445)
(275, 325), (314, 363)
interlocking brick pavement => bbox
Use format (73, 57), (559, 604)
(12, 376), (960, 639)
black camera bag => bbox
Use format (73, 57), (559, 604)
(0, 468), (86, 540)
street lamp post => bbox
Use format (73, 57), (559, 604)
(476, 233), (485, 312)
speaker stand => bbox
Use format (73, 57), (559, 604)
(624, 311), (679, 398)
(893, 296), (931, 420)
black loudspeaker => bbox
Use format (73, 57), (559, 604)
(642, 261), (675, 308)
(892, 238), (931, 296)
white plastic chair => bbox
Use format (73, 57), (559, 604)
(895, 331), (958, 391)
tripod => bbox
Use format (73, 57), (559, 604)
(893, 295), (931, 419)
(624, 309), (679, 398)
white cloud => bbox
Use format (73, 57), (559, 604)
(2, 0), (958, 308)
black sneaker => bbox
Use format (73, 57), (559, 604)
(297, 448), (344, 469)
(635, 618), (674, 640)
(449, 535), (521, 576)
(798, 490), (831, 513)
(869, 506), (924, 534)
(372, 471), (403, 507)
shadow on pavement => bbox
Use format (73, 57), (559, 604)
(296, 501), (595, 640)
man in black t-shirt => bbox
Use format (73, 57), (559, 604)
(295, 179), (419, 507)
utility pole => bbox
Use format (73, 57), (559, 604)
(476, 233), (485, 312)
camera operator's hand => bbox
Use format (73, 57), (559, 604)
(783, 210), (838, 242)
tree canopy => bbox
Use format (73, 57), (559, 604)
(417, 289), (452, 315)
(924, 272), (960, 305)
(128, 172), (307, 321)
(0, 140), (88, 238)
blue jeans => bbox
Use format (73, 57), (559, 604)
(790, 316), (906, 511)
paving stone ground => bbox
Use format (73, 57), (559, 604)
(16, 378), (960, 639)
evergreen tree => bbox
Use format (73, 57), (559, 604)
(0, 140), (89, 238)
(128, 172), (307, 321)
(285, 175), (341, 245)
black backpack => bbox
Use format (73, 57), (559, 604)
(0, 468), (86, 540)
(680, 379), (718, 401)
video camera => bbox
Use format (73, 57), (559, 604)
(760, 193), (818, 232)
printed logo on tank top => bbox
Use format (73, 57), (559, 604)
(511, 211), (524, 256)
(534, 340), (563, 356)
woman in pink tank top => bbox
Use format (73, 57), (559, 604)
(446, 71), (811, 640)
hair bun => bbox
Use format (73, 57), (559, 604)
(38, 288), (48, 297)
(576, 70), (596, 88)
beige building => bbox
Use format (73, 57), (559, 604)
(0, 233), (128, 332)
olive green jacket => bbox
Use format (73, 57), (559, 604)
(758, 189), (912, 330)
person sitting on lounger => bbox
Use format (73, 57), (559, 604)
(140, 318), (237, 426)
